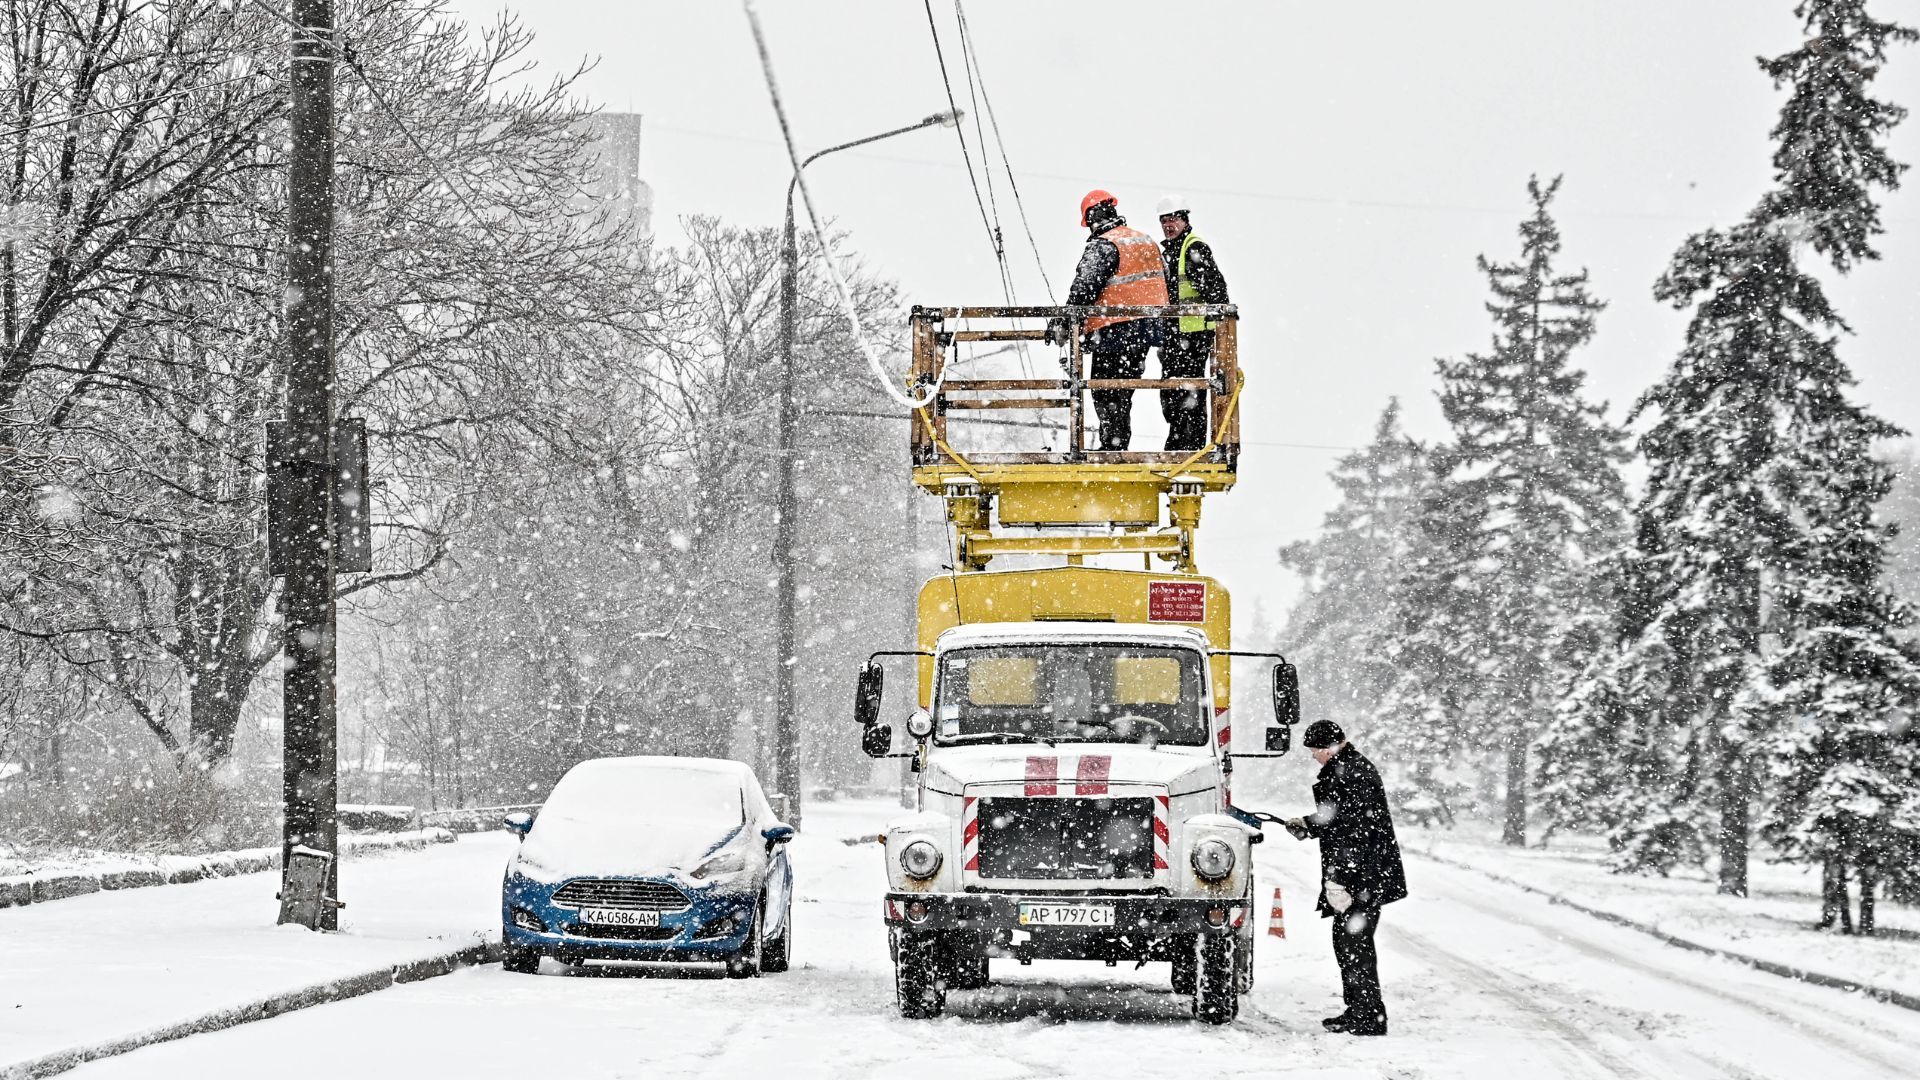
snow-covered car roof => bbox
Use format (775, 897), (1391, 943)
(563, 755), (753, 779)
(934, 621), (1211, 651)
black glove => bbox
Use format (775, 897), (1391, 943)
(1045, 317), (1070, 347)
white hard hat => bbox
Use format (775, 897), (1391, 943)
(1156, 193), (1189, 218)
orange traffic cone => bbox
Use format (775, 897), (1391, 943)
(1268, 886), (1286, 939)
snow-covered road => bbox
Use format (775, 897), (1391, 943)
(67, 800), (1920, 1079)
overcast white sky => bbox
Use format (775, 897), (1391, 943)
(445, 0), (1920, 624)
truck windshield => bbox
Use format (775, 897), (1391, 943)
(934, 644), (1209, 747)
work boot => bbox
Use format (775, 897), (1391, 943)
(1321, 1013), (1354, 1032)
(1344, 1012), (1387, 1036)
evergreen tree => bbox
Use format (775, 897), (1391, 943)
(1375, 177), (1628, 845)
(1278, 401), (1424, 740)
(1562, 0), (1915, 897)
(1749, 1), (1920, 924)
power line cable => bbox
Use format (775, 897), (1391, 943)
(921, 0), (999, 263)
(952, 1), (1054, 303)
(745, 1), (941, 411)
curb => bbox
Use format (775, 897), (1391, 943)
(0, 940), (499, 1079)
(0, 830), (456, 912)
(1406, 847), (1920, 1013)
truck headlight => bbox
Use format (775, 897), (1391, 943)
(1191, 838), (1235, 881)
(900, 840), (943, 880)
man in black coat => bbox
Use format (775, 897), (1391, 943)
(1282, 719), (1407, 1036)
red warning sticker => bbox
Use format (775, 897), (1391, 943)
(1148, 580), (1207, 623)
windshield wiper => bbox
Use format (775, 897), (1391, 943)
(939, 731), (1054, 747)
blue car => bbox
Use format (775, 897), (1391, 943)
(500, 756), (796, 977)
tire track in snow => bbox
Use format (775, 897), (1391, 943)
(1254, 850), (1669, 1080)
(1419, 859), (1920, 1080)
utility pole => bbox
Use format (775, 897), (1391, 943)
(280, 0), (339, 928)
(771, 110), (958, 830)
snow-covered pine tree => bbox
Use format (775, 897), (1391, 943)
(1375, 177), (1628, 845)
(1746, 1), (1920, 925)
(1278, 401), (1424, 742)
(1574, 0), (1915, 898)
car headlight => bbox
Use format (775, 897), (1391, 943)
(691, 850), (746, 879)
(899, 839), (943, 880)
(1191, 837), (1235, 881)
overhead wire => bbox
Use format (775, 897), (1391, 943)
(929, 0), (1037, 379)
(744, 1), (942, 411)
(953, 1), (1054, 303)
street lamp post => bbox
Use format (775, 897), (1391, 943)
(771, 110), (958, 828)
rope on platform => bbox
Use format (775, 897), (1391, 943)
(1152, 371), (1246, 480)
(915, 405), (986, 484)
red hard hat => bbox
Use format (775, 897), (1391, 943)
(1080, 189), (1117, 227)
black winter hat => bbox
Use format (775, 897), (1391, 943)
(1302, 719), (1346, 749)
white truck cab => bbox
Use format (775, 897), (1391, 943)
(855, 620), (1299, 1023)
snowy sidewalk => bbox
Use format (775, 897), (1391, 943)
(1402, 826), (1920, 1006)
(1, 833), (514, 1075)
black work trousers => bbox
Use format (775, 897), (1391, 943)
(1159, 330), (1213, 451)
(1332, 905), (1386, 1026)
(1089, 342), (1148, 451)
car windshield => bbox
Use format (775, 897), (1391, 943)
(540, 765), (745, 829)
(934, 644), (1209, 746)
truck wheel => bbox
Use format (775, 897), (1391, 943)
(947, 954), (989, 990)
(502, 944), (540, 975)
(894, 932), (946, 1018)
(1170, 938), (1197, 995)
(1192, 932), (1238, 1025)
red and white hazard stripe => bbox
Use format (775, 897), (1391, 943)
(961, 795), (980, 872)
(1023, 754), (1113, 796)
(1153, 794), (1170, 871)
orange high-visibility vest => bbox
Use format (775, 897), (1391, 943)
(1086, 225), (1169, 332)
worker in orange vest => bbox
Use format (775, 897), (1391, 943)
(1047, 190), (1168, 451)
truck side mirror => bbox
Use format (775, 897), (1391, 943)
(1264, 725), (1291, 753)
(862, 723), (894, 758)
(1272, 661), (1300, 727)
(854, 661), (884, 729)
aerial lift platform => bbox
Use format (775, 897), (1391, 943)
(902, 302), (1244, 704)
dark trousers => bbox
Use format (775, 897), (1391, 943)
(1089, 342), (1147, 451)
(1333, 906), (1386, 1026)
(1159, 330), (1213, 451)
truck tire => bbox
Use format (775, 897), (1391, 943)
(1192, 932), (1238, 1024)
(947, 953), (989, 990)
(894, 932), (946, 1019)
(1170, 937), (1197, 995)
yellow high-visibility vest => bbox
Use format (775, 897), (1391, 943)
(1174, 232), (1217, 333)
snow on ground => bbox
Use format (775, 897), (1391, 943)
(60, 800), (1920, 1080)
(1403, 823), (1920, 1000)
(0, 832), (512, 1068)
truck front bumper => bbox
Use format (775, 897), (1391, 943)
(883, 891), (1246, 961)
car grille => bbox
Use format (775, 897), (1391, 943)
(977, 796), (1155, 880)
(561, 922), (678, 941)
(551, 878), (690, 912)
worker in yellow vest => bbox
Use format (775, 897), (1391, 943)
(1048, 190), (1169, 451)
(1156, 194), (1231, 451)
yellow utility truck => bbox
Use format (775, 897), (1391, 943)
(852, 304), (1299, 1023)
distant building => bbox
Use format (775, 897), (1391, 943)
(575, 112), (653, 237)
